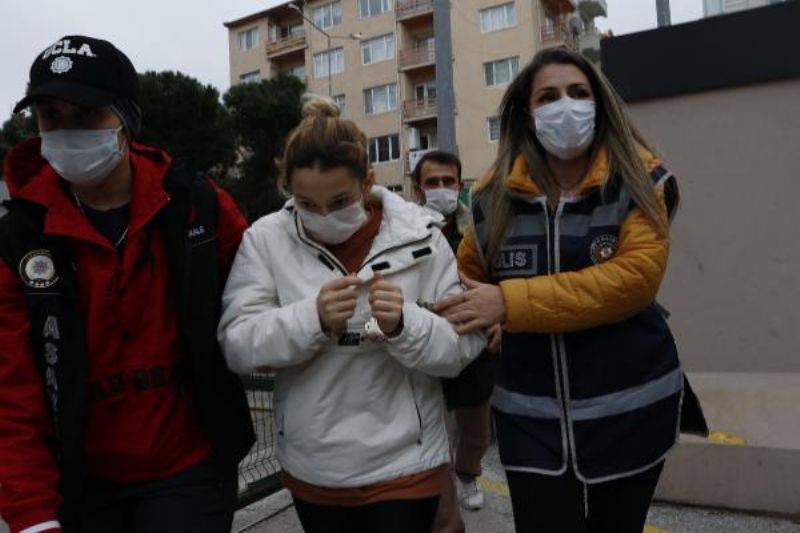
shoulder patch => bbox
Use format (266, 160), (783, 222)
(19, 249), (59, 289)
(590, 234), (619, 264)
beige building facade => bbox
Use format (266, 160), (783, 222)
(224, 0), (589, 190)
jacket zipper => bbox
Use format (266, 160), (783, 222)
(294, 215), (348, 275)
(406, 376), (424, 445)
(546, 199), (573, 465)
(294, 214), (432, 276)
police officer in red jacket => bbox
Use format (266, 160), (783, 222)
(0, 36), (255, 533)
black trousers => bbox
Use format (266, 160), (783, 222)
(506, 461), (664, 533)
(80, 462), (237, 533)
(293, 496), (440, 533)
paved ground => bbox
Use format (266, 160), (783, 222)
(5, 447), (798, 533)
(233, 446), (800, 533)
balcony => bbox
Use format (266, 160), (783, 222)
(540, 22), (578, 50)
(266, 30), (307, 58)
(396, 0), (434, 21)
(541, 0), (578, 15)
(403, 97), (437, 123)
(399, 43), (436, 71)
(578, 0), (607, 20)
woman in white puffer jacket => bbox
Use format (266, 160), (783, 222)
(218, 96), (485, 533)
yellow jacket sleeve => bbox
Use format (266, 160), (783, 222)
(500, 195), (670, 334)
(456, 227), (489, 283)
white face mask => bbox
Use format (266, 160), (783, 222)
(424, 188), (460, 216)
(532, 98), (596, 161)
(296, 200), (368, 245)
(40, 127), (125, 186)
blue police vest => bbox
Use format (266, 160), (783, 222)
(474, 165), (683, 482)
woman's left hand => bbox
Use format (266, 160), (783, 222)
(369, 272), (405, 337)
(434, 273), (507, 335)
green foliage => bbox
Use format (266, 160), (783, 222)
(221, 74), (305, 222)
(0, 112), (37, 178)
(0, 71), (306, 222)
(138, 71), (236, 175)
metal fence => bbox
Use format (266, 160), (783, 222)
(237, 374), (282, 508)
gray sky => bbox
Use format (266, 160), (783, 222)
(0, 0), (704, 120)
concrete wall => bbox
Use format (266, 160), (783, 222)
(628, 78), (800, 515)
(629, 78), (800, 374)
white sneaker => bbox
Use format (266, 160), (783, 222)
(457, 476), (485, 511)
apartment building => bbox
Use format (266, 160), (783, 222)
(224, 0), (597, 190)
(704, 0), (787, 16)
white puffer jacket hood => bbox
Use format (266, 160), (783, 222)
(219, 186), (485, 488)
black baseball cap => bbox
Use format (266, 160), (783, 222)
(14, 35), (139, 113)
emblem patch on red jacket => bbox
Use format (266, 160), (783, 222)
(19, 249), (59, 289)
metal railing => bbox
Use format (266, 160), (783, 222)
(403, 97), (438, 121)
(266, 29), (307, 57)
(237, 374), (282, 507)
(540, 23), (578, 50)
(399, 44), (436, 69)
(396, 0), (434, 20)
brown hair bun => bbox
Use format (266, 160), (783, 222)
(302, 93), (341, 119)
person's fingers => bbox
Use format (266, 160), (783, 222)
(370, 281), (402, 295)
(371, 301), (402, 313)
(369, 290), (403, 304)
(456, 318), (485, 336)
(440, 304), (474, 321)
(432, 294), (464, 313)
(443, 309), (477, 325)
(459, 272), (482, 290)
(373, 311), (400, 326)
(327, 300), (358, 314)
(326, 289), (359, 304)
(368, 272), (385, 287)
(324, 275), (365, 292)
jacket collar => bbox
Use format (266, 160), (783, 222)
(503, 146), (661, 199)
(504, 148), (611, 198)
(284, 186), (440, 277)
(4, 137), (172, 249)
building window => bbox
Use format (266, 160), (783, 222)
(487, 117), (501, 142)
(290, 65), (306, 80)
(239, 70), (261, 84)
(271, 23), (303, 42)
(369, 134), (400, 164)
(480, 3), (517, 33)
(314, 48), (345, 78)
(484, 56), (519, 86)
(362, 34), (396, 65)
(334, 94), (346, 116)
(387, 184), (404, 193)
(313, 1), (342, 29)
(364, 84), (398, 115)
(239, 27), (260, 51)
(359, 0), (392, 18)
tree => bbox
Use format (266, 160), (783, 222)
(222, 74), (305, 221)
(138, 71), (236, 176)
(0, 112), (37, 178)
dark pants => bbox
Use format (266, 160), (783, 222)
(293, 496), (440, 533)
(80, 462), (237, 533)
(506, 462), (664, 533)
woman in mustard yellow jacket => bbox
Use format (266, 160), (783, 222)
(436, 48), (685, 532)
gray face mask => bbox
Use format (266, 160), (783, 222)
(40, 127), (124, 186)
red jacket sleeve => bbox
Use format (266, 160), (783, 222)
(0, 261), (62, 533)
(212, 182), (248, 280)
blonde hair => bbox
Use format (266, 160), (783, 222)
(477, 48), (673, 276)
(279, 94), (369, 191)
